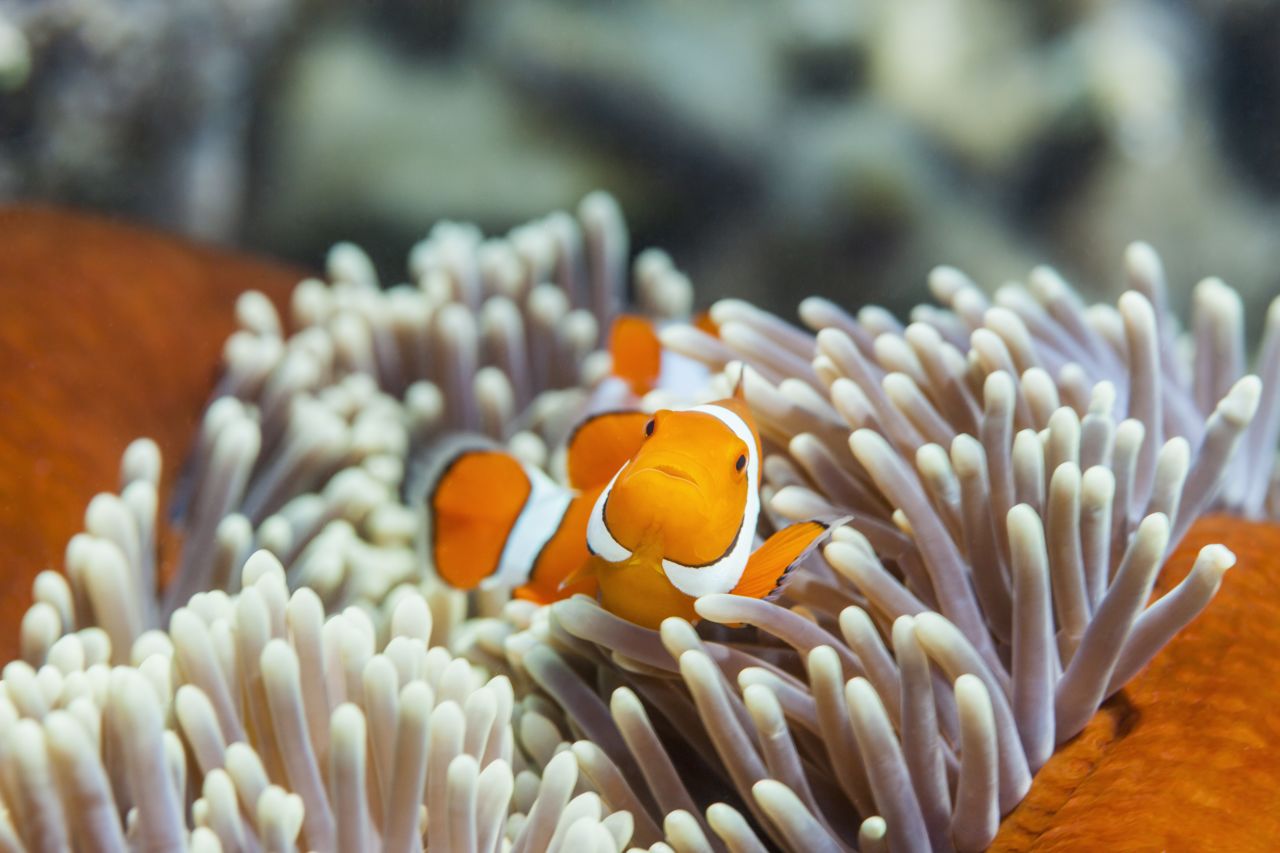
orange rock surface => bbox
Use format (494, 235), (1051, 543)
(993, 514), (1280, 851)
(1, 207), (1277, 849)
(0, 206), (300, 654)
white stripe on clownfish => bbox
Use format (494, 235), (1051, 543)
(494, 463), (574, 587)
(585, 466), (631, 563)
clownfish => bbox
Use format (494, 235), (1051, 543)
(606, 312), (718, 400)
(421, 391), (830, 629)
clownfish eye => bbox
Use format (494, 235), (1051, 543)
(735, 454), (747, 472)
(644, 418), (655, 436)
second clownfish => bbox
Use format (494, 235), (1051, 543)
(605, 311), (719, 399)
(422, 392), (830, 629)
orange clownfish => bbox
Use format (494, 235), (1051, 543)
(606, 312), (717, 400)
(422, 396), (830, 629)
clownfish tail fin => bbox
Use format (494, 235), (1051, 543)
(731, 520), (832, 599)
(417, 439), (568, 591)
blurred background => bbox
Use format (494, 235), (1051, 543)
(2, 0), (1278, 334)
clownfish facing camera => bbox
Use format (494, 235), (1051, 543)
(422, 393), (831, 629)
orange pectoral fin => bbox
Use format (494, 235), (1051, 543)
(565, 410), (651, 490)
(609, 314), (663, 396)
(731, 521), (831, 599)
(514, 558), (598, 605)
(558, 554), (602, 591)
(428, 449), (530, 590)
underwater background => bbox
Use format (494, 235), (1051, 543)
(2, 0), (1279, 335)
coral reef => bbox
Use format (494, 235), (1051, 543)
(1, 194), (1277, 851)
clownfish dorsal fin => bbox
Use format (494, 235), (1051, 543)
(608, 314), (663, 397)
(693, 310), (719, 338)
(730, 521), (830, 599)
(565, 410), (652, 490)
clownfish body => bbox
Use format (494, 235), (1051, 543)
(422, 393), (830, 629)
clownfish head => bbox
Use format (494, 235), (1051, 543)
(586, 397), (764, 597)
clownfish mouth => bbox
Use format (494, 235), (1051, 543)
(651, 464), (696, 485)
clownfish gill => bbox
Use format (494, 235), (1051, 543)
(420, 396), (833, 629)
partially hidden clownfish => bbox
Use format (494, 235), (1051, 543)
(605, 312), (718, 400)
(421, 389), (831, 629)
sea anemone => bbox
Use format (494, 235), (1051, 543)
(3, 192), (687, 852)
(2, 193), (1276, 851)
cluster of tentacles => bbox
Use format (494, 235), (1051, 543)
(3, 194), (1277, 852)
